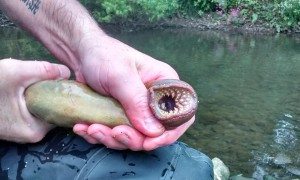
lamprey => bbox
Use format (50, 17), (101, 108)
(25, 79), (198, 129)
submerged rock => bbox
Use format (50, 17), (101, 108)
(230, 174), (254, 180)
(212, 157), (230, 180)
(273, 153), (292, 165)
(286, 166), (300, 176)
(251, 114), (299, 179)
(263, 175), (277, 180)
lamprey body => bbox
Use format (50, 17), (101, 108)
(25, 79), (198, 129)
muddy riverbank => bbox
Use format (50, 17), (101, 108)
(1, 12), (299, 34)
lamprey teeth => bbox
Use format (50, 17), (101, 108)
(149, 79), (198, 129)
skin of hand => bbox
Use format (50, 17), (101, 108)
(0, 59), (70, 143)
(73, 35), (196, 151)
(0, 0), (195, 150)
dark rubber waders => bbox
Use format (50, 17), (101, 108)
(0, 128), (213, 180)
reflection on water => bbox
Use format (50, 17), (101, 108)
(0, 27), (299, 178)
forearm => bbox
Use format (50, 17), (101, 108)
(0, 0), (106, 71)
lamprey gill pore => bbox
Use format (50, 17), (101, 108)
(25, 79), (198, 129)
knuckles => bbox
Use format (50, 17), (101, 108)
(38, 61), (60, 79)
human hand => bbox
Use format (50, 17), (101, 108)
(0, 59), (70, 143)
(73, 35), (195, 151)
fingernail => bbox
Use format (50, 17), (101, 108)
(75, 130), (87, 136)
(144, 118), (164, 132)
(92, 131), (104, 141)
(57, 65), (70, 79)
(115, 133), (129, 146)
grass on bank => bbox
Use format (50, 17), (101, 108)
(80, 0), (300, 33)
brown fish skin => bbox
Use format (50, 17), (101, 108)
(25, 80), (130, 128)
(25, 79), (198, 129)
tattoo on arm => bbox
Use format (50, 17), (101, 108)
(20, 0), (41, 15)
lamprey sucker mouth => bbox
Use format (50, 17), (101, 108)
(149, 79), (198, 129)
(25, 79), (198, 129)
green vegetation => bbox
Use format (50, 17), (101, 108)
(228, 0), (300, 32)
(80, 0), (179, 22)
(80, 0), (300, 32)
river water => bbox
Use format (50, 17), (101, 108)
(0, 27), (299, 179)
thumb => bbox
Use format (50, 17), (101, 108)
(109, 73), (165, 137)
(17, 60), (71, 86)
(18, 60), (70, 133)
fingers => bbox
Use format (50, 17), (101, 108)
(75, 117), (194, 151)
(74, 123), (128, 150)
(0, 59), (68, 143)
(19, 60), (71, 86)
(87, 124), (128, 150)
(1, 59), (71, 87)
(73, 124), (145, 151)
(112, 125), (144, 151)
(143, 117), (195, 151)
(108, 70), (165, 137)
(73, 124), (99, 144)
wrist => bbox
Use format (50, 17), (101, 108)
(76, 31), (112, 64)
(66, 25), (107, 73)
(69, 28), (109, 81)
(37, 14), (105, 73)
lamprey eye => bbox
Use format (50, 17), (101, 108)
(158, 95), (176, 112)
(149, 79), (198, 129)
